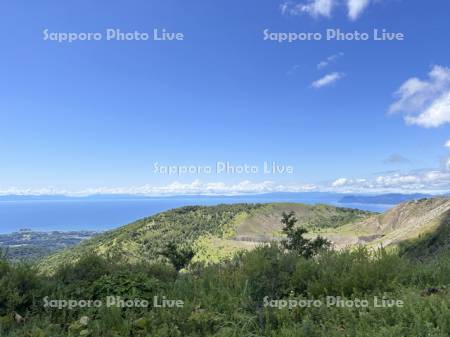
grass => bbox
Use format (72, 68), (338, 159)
(1, 244), (450, 336)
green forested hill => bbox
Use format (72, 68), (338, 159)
(39, 203), (372, 274)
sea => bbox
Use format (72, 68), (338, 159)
(0, 195), (393, 234)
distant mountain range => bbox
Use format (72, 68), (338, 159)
(339, 193), (433, 205)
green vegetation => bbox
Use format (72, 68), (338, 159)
(160, 242), (194, 271)
(38, 204), (265, 273)
(1, 244), (450, 336)
(281, 211), (331, 258)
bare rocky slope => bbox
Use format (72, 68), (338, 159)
(321, 197), (450, 250)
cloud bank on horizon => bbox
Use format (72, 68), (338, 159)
(280, 0), (377, 20)
(3, 167), (450, 197)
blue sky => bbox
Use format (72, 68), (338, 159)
(1, 0), (450, 195)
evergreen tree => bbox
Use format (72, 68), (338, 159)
(281, 211), (331, 258)
(160, 242), (194, 271)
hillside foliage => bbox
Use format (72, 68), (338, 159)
(1, 244), (450, 336)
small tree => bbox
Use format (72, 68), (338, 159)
(160, 243), (194, 271)
(0, 246), (9, 260)
(281, 211), (331, 258)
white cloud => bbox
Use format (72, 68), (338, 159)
(445, 140), (450, 148)
(405, 92), (450, 128)
(326, 170), (450, 193)
(312, 72), (344, 88)
(4, 169), (450, 197)
(281, 0), (376, 20)
(347, 0), (372, 20)
(332, 178), (349, 187)
(317, 52), (344, 69)
(280, 0), (335, 18)
(0, 180), (318, 197)
(389, 65), (450, 128)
